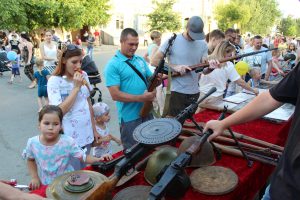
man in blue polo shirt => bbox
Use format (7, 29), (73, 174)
(104, 28), (156, 150)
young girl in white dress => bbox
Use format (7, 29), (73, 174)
(92, 102), (121, 158)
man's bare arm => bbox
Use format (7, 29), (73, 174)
(108, 86), (155, 103)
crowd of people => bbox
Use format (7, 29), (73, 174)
(1, 15), (300, 200)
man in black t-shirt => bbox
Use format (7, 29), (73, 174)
(204, 63), (300, 199)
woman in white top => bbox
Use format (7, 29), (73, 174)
(47, 44), (99, 170)
(40, 30), (58, 74)
(199, 40), (258, 104)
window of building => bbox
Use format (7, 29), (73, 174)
(116, 15), (124, 29)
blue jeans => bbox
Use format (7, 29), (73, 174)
(261, 185), (271, 200)
(120, 115), (153, 150)
(87, 46), (94, 60)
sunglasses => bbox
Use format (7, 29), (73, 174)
(62, 44), (82, 56)
(65, 44), (82, 51)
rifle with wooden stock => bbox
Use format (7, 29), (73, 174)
(148, 110), (226, 200)
(170, 47), (278, 78)
(140, 33), (177, 118)
(80, 143), (151, 200)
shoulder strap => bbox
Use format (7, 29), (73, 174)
(125, 60), (148, 87)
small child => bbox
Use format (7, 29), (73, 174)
(248, 67), (261, 88)
(33, 58), (50, 112)
(92, 102), (121, 158)
(270, 50), (285, 81)
(22, 105), (108, 190)
(8, 49), (22, 84)
(247, 67), (278, 89)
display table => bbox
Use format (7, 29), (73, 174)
(31, 109), (291, 200)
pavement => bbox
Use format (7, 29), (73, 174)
(0, 45), (147, 185)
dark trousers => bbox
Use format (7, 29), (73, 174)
(167, 91), (200, 117)
(120, 115), (153, 150)
(24, 64), (34, 81)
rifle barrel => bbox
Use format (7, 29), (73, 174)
(171, 48), (277, 78)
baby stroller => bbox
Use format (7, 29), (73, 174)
(283, 52), (296, 70)
(0, 50), (11, 74)
(81, 54), (102, 104)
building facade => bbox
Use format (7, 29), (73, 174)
(98, 0), (221, 45)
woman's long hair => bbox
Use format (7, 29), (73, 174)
(209, 40), (235, 61)
(52, 45), (82, 76)
(20, 32), (32, 42)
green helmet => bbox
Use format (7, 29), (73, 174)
(144, 146), (178, 185)
(177, 136), (215, 167)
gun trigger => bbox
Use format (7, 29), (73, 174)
(125, 168), (135, 176)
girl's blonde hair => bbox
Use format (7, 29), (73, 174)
(208, 40), (235, 61)
(35, 58), (44, 68)
(150, 30), (161, 40)
(249, 67), (261, 77)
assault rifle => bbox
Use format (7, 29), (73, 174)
(140, 33), (177, 118)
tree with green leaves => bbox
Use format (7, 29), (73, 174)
(278, 16), (297, 36)
(0, 0), (28, 31)
(214, 1), (250, 31)
(147, 0), (181, 33)
(0, 0), (111, 32)
(296, 19), (300, 37)
(214, 0), (281, 34)
(240, 0), (281, 34)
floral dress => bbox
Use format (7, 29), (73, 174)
(47, 72), (94, 147)
(22, 134), (85, 185)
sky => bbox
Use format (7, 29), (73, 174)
(278, 0), (300, 18)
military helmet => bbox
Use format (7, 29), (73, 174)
(177, 136), (215, 167)
(144, 146), (178, 185)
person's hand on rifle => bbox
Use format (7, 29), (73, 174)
(208, 59), (221, 69)
(172, 65), (192, 75)
(202, 59), (221, 74)
(152, 73), (163, 88)
(203, 120), (226, 142)
(139, 90), (156, 102)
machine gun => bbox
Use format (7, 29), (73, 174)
(148, 110), (227, 200)
(176, 87), (217, 124)
(140, 33), (177, 118)
(81, 87), (217, 200)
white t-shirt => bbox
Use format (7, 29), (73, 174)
(47, 72), (94, 147)
(243, 47), (272, 75)
(43, 43), (57, 67)
(199, 62), (240, 97)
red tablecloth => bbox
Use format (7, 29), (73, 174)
(31, 110), (291, 200)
